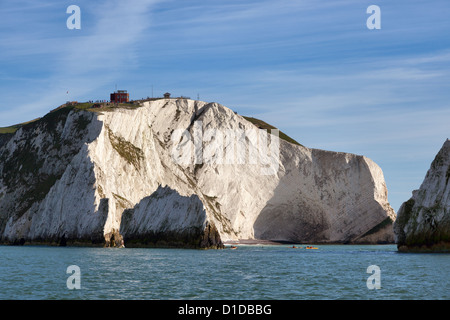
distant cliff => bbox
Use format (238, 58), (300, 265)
(394, 139), (450, 252)
(0, 99), (396, 248)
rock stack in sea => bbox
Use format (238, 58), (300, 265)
(394, 139), (450, 252)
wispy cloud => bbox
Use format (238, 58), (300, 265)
(0, 0), (159, 125)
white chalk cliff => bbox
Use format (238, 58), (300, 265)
(394, 139), (450, 252)
(0, 99), (396, 247)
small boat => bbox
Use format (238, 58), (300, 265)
(230, 245), (237, 250)
(306, 246), (318, 250)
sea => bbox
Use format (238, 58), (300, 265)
(0, 244), (448, 300)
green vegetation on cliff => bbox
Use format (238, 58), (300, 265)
(106, 126), (144, 169)
(243, 116), (303, 147)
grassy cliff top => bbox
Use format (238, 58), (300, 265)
(242, 116), (302, 147)
(0, 101), (139, 135)
(0, 119), (41, 134)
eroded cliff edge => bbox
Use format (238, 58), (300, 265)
(0, 99), (396, 248)
(394, 139), (450, 252)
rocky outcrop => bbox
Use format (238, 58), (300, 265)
(394, 139), (450, 252)
(0, 99), (396, 248)
(0, 133), (13, 149)
(120, 185), (223, 248)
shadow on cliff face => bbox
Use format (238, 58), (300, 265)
(253, 147), (330, 243)
(352, 156), (395, 244)
(119, 185), (223, 249)
(252, 184), (330, 243)
(28, 150), (109, 246)
(253, 147), (394, 244)
(0, 108), (107, 245)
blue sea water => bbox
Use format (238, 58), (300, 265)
(0, 244), (448, 300)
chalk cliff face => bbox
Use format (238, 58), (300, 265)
(394, 139), (450, 252)
(0, 99), (396, 247)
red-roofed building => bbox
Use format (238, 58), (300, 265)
(110, 90), (129, 103)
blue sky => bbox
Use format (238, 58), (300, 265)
(0, 0), (449, 212)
